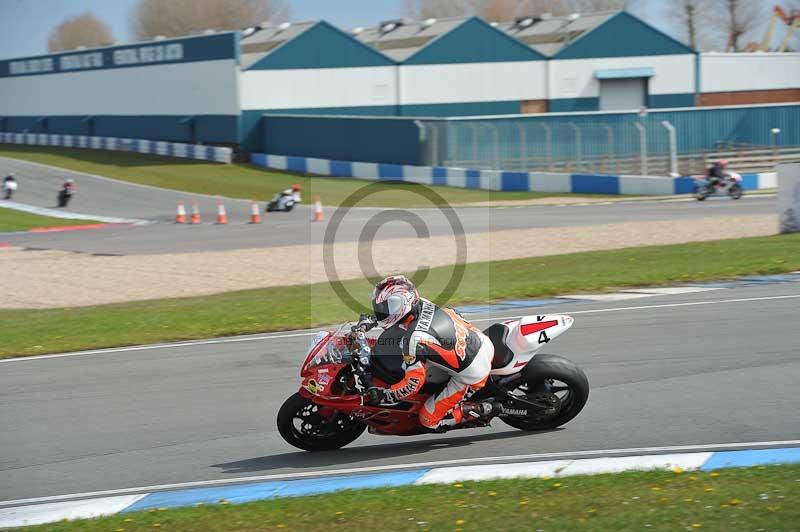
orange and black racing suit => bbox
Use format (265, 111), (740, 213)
(376, 299), (494, 428)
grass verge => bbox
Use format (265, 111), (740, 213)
(1, 233), (799, 358)
(23, 465), (800, 531)
(0, 206), (97, 232)
(0, 145), (593, 208)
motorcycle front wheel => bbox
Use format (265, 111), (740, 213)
(729, 184), (743, 200)
(501, 354), (589, 432)
(694, 184), (709, 201)
(277, 392), (366, 451)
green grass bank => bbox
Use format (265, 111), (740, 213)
(21, 464), (800, 531)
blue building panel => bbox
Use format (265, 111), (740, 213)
(404, 17), (545, 65)
(246, 21), (394, 70)
(399, 100), (522, 116)
(0, 32), (239, 78)
(548, 98), (600, 112)
(554, 12), (694, 60)
(3, 114), (238, 145)
(649, 93), (696, 108)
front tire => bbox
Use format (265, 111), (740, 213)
(729, 184), (743, 200)
(694, 184), (709, 201)
(501, 354), (589, 431)
(277, 392), (366, 452)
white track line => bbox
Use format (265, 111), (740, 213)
(3, 292), (799, 364)
(2, 439), (798, 507)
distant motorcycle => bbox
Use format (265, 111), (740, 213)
(267, 192), (299, 212)
(2, 180), (17, 200)
(694, 171), (743, 201)
(57, 184), (75, 207)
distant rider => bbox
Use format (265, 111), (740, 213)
(2, 173), (18, 200)
(706, 159), (729, 186)
(359, 275), (498, 430)
(281, 184), (302, 204)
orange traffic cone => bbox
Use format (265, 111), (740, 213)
(190, 201), (201, 224)
(216, 199), (228, 225)
(249, 200), (262, 224)
(312, 196), (323, 222)
(175, 201), (186, 224)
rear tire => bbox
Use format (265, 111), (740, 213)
(277, 392), (366, 452)
(501, 354), (589, 431)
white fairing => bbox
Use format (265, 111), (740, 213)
(490, 314), (575, 376)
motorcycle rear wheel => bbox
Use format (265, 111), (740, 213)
(501, 354), (589, 432)
(277, 392), (366, 451)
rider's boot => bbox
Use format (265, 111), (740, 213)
(460, 400), (501, 421)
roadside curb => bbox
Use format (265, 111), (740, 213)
(2, 446), (798, 528)
(0, 200), (147, 225)
(455, 272), (800, 314)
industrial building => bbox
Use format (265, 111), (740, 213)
(0, 10), (797, 152)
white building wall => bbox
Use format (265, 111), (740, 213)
(700, 53), (800, 92)
(240, 66), (397, 110)
(0, 59), (239, 116)
(548, 54), (695, 99)
(399, 61), (547, 105)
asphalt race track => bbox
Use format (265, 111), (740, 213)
(2, 283), (798, 502)
(1, 156), (777, 255)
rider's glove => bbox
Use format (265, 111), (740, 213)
(364, 387), (391, 405)
(353, 314), (377, 333)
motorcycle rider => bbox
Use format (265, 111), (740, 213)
(2, 173), (18, 200)
(706, 159), (729, 186)
(282, 184), (302, 203)
(361, 275), (498, 430)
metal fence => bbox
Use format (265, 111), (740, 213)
(419, 104), (800, 176)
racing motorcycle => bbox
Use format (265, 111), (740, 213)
(694, 171), (743, 201)
(277, 314), (589, 451)
(266, 192), (298, 212)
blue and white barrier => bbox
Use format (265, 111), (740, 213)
(1, 445), (797, 528)
(251, 153), (776, 195)
(0, 132), (232, 163)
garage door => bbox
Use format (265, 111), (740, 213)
(599, 78), (647, 111)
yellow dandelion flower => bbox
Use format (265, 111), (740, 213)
(692, 524), (702, 529)
(542, 476), (551, 481)
(454, 483), (464, 488)
(704, 488), (714, 492)
(672, 466), (684, 474)
(456, 520), (465, 525)
(552, 483), (562, 488)
(688, 476), (697, 481)
(124, 519), (134, 523)
(488, 491), (497, 496)
(335, 511), (344, 516)
(710, 472), (720, 477)
(730, 499), (742, 506)
(519, 500), (529, 505)
(651, 487), (662, 491)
